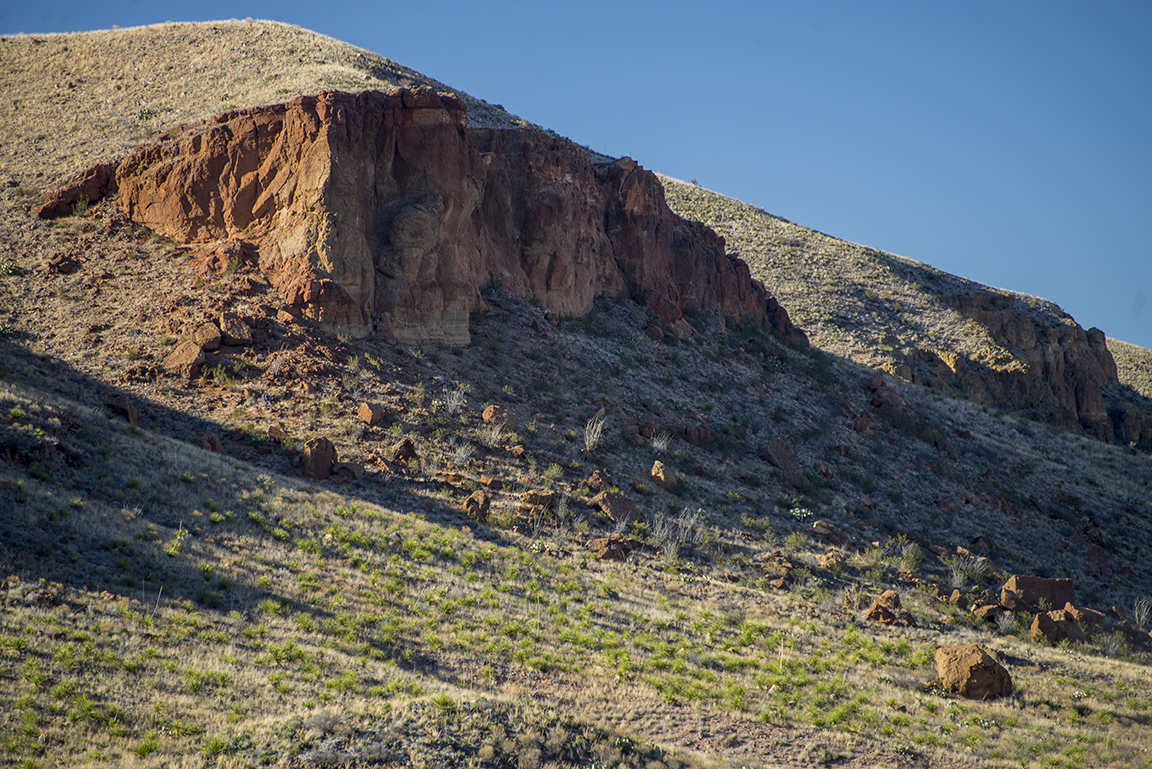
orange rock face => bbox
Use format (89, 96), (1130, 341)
(43, 88), (806, 348)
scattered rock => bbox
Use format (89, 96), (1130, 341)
(853, 412), (879, 439)
(1000, 575), (1075, 610)
(865, 590), (915, 626)
(650, 460), (675, 490)
(332, 462), (365, 482)
(521, 489), (557, 508)
(219, 311), (252, 346)
(1063, 602), (1104, 628)
(193, 322), (222, 351)
(817, 550), (845, 571)
(301, 437), (336, 480)
(586, 469), (615, 492)
(948, 589), (970, 610)
(460, 490), (490, 521)
(482, 404), (517, 430)
(998, 589), (1036, 614)
(758, 439), (808, 490)
(808, 520), (850, 548)
(761, 550), (793, 589)
(1030, 609), (1087, 645)
(587, 533), (632, 561)
(590, 491), (643, 526)
(163, 340), (205, 380)
(678, 423), (716, 446)
(934, 644), (1012, 700)
(391, 436), (418, 464)
(357, 402), (387, 426)
(192, 433), (224, 454)
(100, 393), (138, 425)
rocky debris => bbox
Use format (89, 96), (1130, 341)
(650, 460), (675, 490)
(865, 590), (915, 626)
(219, 311), (252, 346)
(586, 469), (615, 492)
(521, 489), (557, 508)
(357, 402), (387, 426)
(332, 462), (365, 482)
(758, 439), (808, 490)
(760, 550), (794, 589)
(865, 376), (902, 414)
(193, 322), (222, 350)
(192, 432), (225, 454)
(947, 589), (970, 611)
(817, 550), (845, 571)
(808, 520), (850, 548)
(391, 436), (418, 464)
(163, 340), (205, 379)
(1001, 575), (1074, 610)
(300, 437), (337, 480)
(460, 490), (490, 521)
(100, 393), (138, 425)
(590, 491), (643, 526)
(1063, 602), (1104, 628)
(587, 533), (632, 561)
(813, 460), (832, 479)
(56, 88), (805, 346)
(853, 412), (879, 439)
(678, 423), (716, 446)
(1030, 609), (1087, 645)
(482, 404), (517, 430)
(934, 644), (1012, 700)
(37, 161), (115, 218)
(998, 588), (1036, 614)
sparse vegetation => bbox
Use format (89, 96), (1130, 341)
(0, 19), (1150, 769)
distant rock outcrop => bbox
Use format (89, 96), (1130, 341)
(42, 88), (806, 348)
(895, 289), (1120, 441)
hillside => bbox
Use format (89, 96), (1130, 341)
(3, 20), (1152, 769)
(659, 176), (1152, 449)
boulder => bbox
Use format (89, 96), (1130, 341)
(934, 644), (1012, 699)
(460, 490), (490, 521)
(808, 520), (850, 548)
(332, 462), (365, 482)
(650, 460), (675, 490)
(521, 489), (557, 508)
(192, 432), (225, 454)
(163, 340), (205, 380)
(1030, 609), (1087, 645)
(193, 322), (222, 350)
(1001, 575), (1075, 611)
(586, 469), (615, 492)
(1063, 602), (1104, 629)
(759, 439), (808, 490)
(998, 589), (1035, 614)
(482, 404), (517, 430)
(357, 402), (387, 426)
(301, 437), (336, 480)
(391, 436), (418, 464)
(587, 533), (632, 562)
(589, 491), (643, 526)
(679, 423), (716, 446)
(219, 312), (252, 346)
(101, 393), (138, 425)
(865, 590), (903, 625)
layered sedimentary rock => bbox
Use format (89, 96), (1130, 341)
(42, 88), (806, 347)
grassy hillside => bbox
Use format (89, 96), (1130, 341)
(2, 20), (1152, 769)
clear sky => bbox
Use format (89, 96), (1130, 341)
(5, 1), (1150, 349)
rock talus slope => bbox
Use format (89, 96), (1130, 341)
(42, 88), (806, 347)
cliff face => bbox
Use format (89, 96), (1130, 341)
(903, 289), (1119, 440)
(42, 88), (806, 347)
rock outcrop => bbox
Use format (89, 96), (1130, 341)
(898, 290), (1120, 441)
(42, 88), (806, 347)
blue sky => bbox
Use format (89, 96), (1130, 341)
(5, 1), (1150, 349)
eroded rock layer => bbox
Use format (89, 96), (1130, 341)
(42, 88), (806, 347)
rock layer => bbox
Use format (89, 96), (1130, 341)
(43, 88), (806, 347)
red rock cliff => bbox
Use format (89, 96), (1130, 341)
(41, 88), (806, 347)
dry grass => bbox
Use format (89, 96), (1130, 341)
(2, 20), (1152, 769)
(1110, 339), (1152, 399)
